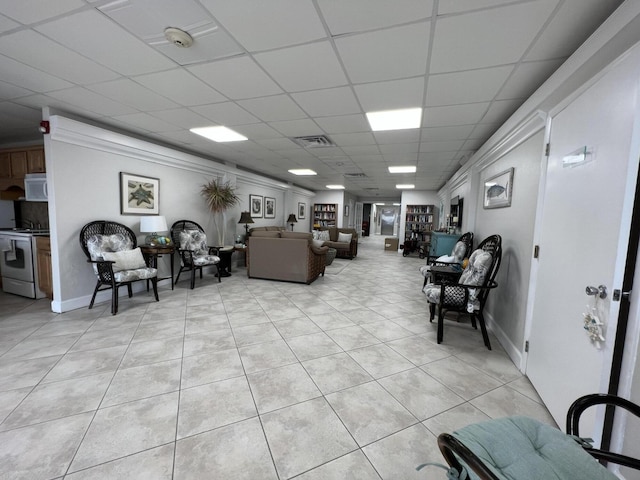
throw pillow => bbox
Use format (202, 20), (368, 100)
(102, 248), (146, 272)
(452, 241), (467, 262)
(337, 232), (352, 243)
(317, 230), (330, 241)
(312, 239), (325, 249)
(179, 230), (207, 254)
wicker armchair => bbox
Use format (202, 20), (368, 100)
(430, 394), (640, 479)
(79, 220), (159, 315)
(420, 231), (474, 287)
(170, 220), (223, 289)
(423, 234), (501, 349)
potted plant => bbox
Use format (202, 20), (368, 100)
(201, 177), (240, 246)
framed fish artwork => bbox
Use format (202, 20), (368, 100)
(483, 168), (514, 209)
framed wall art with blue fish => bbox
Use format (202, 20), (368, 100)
(120, 172), (159, 215)
(483, 168), (514, 209)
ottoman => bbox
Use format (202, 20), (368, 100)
(325, 248), (337, 265)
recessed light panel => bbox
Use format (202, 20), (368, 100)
(396, 184), (415, 189)
(388, 166), (417, 173)
(326, 185), (345, 189)
(366, 108), (422, 131)
(190, 126), (247, 142)
(288, 169), (317, 176)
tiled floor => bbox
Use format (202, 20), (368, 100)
(0, 235), (555, 479)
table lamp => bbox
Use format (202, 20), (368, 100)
(238, 211), (254, 239)
(140, 215), (168, 246)
(287, 213), (297, 231)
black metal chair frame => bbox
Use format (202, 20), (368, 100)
(79, 220), (159, 315)
(423, 232), (474, 287)
(437, 393), (640, 479)
(427, 234), (501, 349)
(170, 220), (223, 289)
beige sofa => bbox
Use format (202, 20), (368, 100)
(315, 227), (358, 259)
(247, 231), (328, 284)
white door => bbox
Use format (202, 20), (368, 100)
(526, 46), (640, 432)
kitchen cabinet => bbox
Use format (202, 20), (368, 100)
(27, 149), (45, 173)
(0, 147), (45, 180)
(36, 236), (52, 299)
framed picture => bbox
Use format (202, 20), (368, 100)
(264, 197), (276, 219)
(483, 168), (514, 209)
(344, 204), (349, 217)
(250, 194), (263, 218)
(120, 172), (159, 215)
(298, 202), (306, 219)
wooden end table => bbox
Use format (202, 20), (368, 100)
(140, 244), (175, 290)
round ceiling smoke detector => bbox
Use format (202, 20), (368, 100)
(164, 27), (193, 48)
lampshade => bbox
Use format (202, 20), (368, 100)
(140, 215), (168, 246)
(238, 211), (254, 224)
(287, 214), (297, 224)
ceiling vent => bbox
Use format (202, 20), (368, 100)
(364, 187), (379, 190)
(291, 135), (335, 148)
(344, 173), (367, 177)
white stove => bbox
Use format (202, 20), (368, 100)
(0, 229), (50, 298)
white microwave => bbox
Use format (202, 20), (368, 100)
(24, 173), (48, 202)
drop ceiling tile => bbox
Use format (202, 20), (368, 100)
(113, 112), (178, 133)
(199, 0), (326, 51)
(373, 130), (421, 145)
(418, 151), (457, 162)
(0, 14), (20, 33)
(268, 118), (322, 137)
(426, 66), (513, 106)
(133, 69), (226, 106)
(13, 94), (95, 120)
(336, 22), (430, 83)
(0, 80), (32, 100)
(233, 123), (283, 140)
(0, 30), (120, 85)
(291, 87), (361, 117)
(419, 140), (465, 153)
(354, 77), (425, 112)
(469, 123), (500, 139)
(88, 79), (179, 111)
(341, 145), (380, 156)
(148, 108), (211, 129)
(378, 143), (420, 155)
(423, 103), (489, 127)
(0, 0), (84, 24)
(0, 55), (72, 92)
(35, 10), (175, 76)
(0, 101), (42, 123)
(238, 95), (307, 122)
(254, 138), (299, 151)
(421, 125), (475, 141)
(46, 87), (137, 117)
(328, 132), (376, 147)
(191, 102), (259, 126)
(254, 42), (348, 92)
(188, 56), (282, 100)
(154, 30), (244, 65)
(317, 0), (433, 35)
(438, 0), (530, 15)
(431, 1), (557, 73)
(314, 115), (369, 134)
(462, 138), (484, 150)
(383, 152), (419, 162)
(526, 0), (622, 61)
(497, 59), (564, 100)
(481, 99), (522, 124)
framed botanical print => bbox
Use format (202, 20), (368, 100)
(264, 197), (276, 219)
(120, 172), (159, 215)
(298, 202), (306, 219)
(250, 194), (263, 218)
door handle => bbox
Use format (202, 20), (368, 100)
(586, 285), (607, 299)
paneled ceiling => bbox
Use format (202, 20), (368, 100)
(0, 0), (624, 196)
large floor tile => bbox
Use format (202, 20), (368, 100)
(247, 363), (321, 413)
(420, 355), (503, 400)
(238, 339), (298, 374)
(347, 343), (415, 378)
(302, 352), (373, 394)
(295, 450), (382, 479)
(181, 348), (244, 388)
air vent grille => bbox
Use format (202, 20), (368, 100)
(292, 135), (335, 148)
(344, 173), (367, 177)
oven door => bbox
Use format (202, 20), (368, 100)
(0, 235), (34, 282)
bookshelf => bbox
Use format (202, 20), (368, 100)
(404, 204), (435, 241)
(313, 203), (337, 228)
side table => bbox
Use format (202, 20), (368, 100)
(140, 244), (175, 290)
(234, 244), (247, 267)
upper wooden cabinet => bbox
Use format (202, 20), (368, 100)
(0, 146), (45, 180)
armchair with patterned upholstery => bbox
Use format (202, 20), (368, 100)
(422, 234), (501, 349)
(170, 220), (223, 289)
(79, 220), (159, 315)
(419, 231), (473, 287)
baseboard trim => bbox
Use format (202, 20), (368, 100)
(486, 312), (523, 372)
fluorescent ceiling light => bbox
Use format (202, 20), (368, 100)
(375, 203), (385, 205)
(396, 184), (415, 189)
(326, 185), (345, 189)
(388, 166), (416, 173)
(190, 126), (247, 142)
(393, 203), (401, 206)
(366, 108), (422, 131)
(288, 169), (317, 176)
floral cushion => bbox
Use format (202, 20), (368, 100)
(179, 230), (208, 255)
(114, 267), (157, 283)
(192, 254), (220, 266)
(102, 248), (146, 272)
(451, 241), (467, 263)
(317, 230), (330, 241)
(86, 234), (134, 260)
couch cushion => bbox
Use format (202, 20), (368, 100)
(337, 232), (352, 243)
(281, 231), (312, 241)
(312, 239), (325, 249)
(102, 247), (146, 272)
(251, 230), (281, 238)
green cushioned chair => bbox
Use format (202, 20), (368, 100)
(423, 394), (640, 480)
